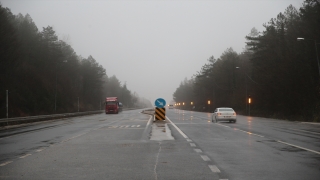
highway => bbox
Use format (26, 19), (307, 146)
(0, 109), (319, 179)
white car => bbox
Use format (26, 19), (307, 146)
(212, 107), (236, 123)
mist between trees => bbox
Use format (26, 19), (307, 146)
(0, 5), (152, 118)
(173, 0), (320, 122)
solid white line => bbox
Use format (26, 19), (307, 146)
(277, 140), (320, 155)
(166, 116), (188, 139)
(154, 142), (162, 180)
(35, 149), (44, 152)
(146, 116), (152, 126)
(190, 143), (196, 147)
(186, 139), (192, 142)
(289, 128), (320, 135)
(208, 165), (221, 173)
(201, 155), (211, 161)
(194, 149), (202, 153)
(0, 161), (13, 167)
(301, 122), (320, 125)
(19, 154), (32, 159)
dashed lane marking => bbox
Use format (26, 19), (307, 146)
(215, 120), (320, 155)
(216, 124), (231, 128)
(166, 116), (226, 176)
(201, 155), (211, 161)
(216, 123), (264, 137)
(19, 154), (32, 159)
(238, 129), (264, 137)
(108, 125), (142, 129)
(0, 161), (13, 167)
(208, 165), (221, 173)
(194, 149), (202, 153)
(35, 149), (44, 152)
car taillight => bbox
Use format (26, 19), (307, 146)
(233, 112), (236, 115)
(218, 113), (221, 116)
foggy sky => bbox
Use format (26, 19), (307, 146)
(1, 0), (304, 105)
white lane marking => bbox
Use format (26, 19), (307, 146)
(35, 149), (44, 152)
(301, 122), (320, 125)
(154, 142), (162, 180)
(125, 125), (130, 128)
(137, 125), (141, 127)
(238, 129), (264, 137)
(208, 165), (221, 173)
(131, 125), (136, 127)
(216, 124), (231, 128)
(214, 120), (320, 155)
(216, 123), (264, 137)
(190, 143), (196, 147)
(143, 116), (152, 135)
(194, 149), (202, 153)
(119, 126), (124, 128)
(201, 155), (211, 161)
(166, 116), (188, 139)
(19, 154), (32, 159)
(186, 139), (192, 142)
(146, 116), (152, 127)
(0, 161), (13, 167)
(277, 140), (320, 155)
(220, 179), (228, 180)
(288, 128), (320, 135)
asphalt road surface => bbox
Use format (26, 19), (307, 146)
(0, 109), (319, 180)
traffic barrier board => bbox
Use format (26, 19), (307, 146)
(155, 107), (166, 120)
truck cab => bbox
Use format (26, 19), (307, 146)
(105, 97), (119, 114)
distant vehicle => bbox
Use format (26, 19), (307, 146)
(212, 107), (236, 123)
(168, 104), (174, 109)
(105, 97), (120, 114)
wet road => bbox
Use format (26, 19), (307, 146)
(0, 110), (218, 179)
(0, 109), (319, 179)
(166, 109), (320, 180)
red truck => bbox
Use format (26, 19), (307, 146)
(105, 97), (120, 114)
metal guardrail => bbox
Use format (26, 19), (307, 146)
(0, 110), (104, 127)
(0, 107), (147, 127)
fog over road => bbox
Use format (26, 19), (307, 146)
(0, 109), (319, 179)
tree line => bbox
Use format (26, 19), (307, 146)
(0, 5), (151, 118)
(173, 0), (320, 121)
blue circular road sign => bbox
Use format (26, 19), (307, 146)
(155, 98), (166, 108)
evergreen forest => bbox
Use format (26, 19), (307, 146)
(173, 0), (320, 121)
(0, 5), (152, 118)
